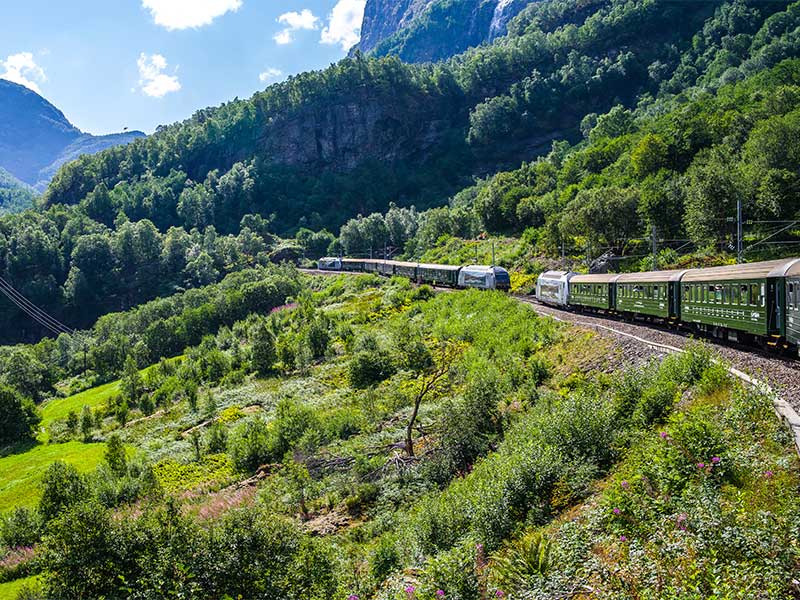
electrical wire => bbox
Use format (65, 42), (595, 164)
(0, 277), (73, 334)
(0, 277), (74, 335)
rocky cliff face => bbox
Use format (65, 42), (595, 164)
(354, 0), (537, 63)
(256, 85), (457, 171)
(0, 79), (144, 191)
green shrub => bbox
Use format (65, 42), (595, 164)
(38, 462), (89, 522)
(348, 351), (396, 389)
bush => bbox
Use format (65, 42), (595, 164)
(348, 351), (396, 389)
(0, 507), (42, 548)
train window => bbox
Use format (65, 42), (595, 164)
(723, 286), (729, 304)
(732, 286), (739, 305)
(741, 285), (749, 305)
(750, 284), (759, 306)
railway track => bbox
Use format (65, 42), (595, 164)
(519, 298), (800, 454)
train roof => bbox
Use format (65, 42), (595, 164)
(681, 258), (800, 282)
(417, 263), (462, 271)
(616, 269), (688, 284)
(570, 273), (623, 284)
(341, 257), (364, 263)
(538, 270), (574, 282)
(389, 260), (418, 268)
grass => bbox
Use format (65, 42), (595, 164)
(0, 442), (106, 511)
(0, 575), (40, 600)
(40, 380), (121, 430)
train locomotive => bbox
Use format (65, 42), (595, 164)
(317, 257), (511, 291)
(537, 258), (800, 352)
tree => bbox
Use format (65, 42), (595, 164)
(38, 461), (88, 521)
(0, 384), (41, 446)
(66, 410), (79, 436)
(80, 405), (94, 442)
(190, 430), (202, 462)
(104, 434), (127, 477)
(404, 341), (463, 457)
(250, 324), (277, 376)
(120, 355), (143, 407)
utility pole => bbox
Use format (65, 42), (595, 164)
(737, 197), (743, 264)
(476, 239), (479, 265)
(652, 225), (658, 271)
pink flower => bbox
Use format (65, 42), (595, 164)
(348, 596), (359, 600)
(405, 585), (416, 597)
(621, 480), (630, 489)
(660, 431), (668, 439)
(620, 535), (627, 542)
(495, 591), (505, 598)
(765, 470), (774, 478)
(437, 591), (445, 598)
(711, 456), (721, 465)
(697, 463), (705, 469)
(613, 507), (621, 515)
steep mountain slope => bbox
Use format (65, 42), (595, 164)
(354, 0), (537, 62)
(0, 79), (144, 191)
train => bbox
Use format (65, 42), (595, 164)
(317, 257), (511, 291)
(536, 258), (800, 352)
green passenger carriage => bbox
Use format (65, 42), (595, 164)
(679, 259), (800, 343)
(568, 274), (620, 310)
(341, 258), (365, 272)
(615, 270), (686, 319)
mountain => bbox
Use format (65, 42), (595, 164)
(353, 0), (538, 62)
(0, 79), (145, 192)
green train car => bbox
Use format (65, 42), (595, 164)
(569, 274), (620, 310)
(616, 270), (686, 319)
(392, 261), (418, 279)
(341, 258), (365, 272)
(679, 259), (800, 343)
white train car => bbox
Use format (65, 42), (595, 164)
(536, 270), (574, 307)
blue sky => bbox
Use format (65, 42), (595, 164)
(0, 0), (365, 134)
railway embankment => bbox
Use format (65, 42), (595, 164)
(522, 299), (800, 455)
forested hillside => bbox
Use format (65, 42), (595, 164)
(0, 169), (35, 216)
(334, 58), (800, 271)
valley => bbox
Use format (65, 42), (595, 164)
(2, 0), (800, 597)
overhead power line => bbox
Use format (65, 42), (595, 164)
(0, 276), (75, 336)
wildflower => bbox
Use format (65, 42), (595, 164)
(711, 456), (721, 465)
(496, 591), (506, 598)
(660, 431), (668, 439)
(348, 596), (359, 600)
(405, 585), (415, 597)
(697, 462), (705, 469)
(621, 480), (630, 489)
(620, 535), (627, 542)
(612, 507), (621, 515)
(437, 591), (445, 598)
(765, 470), (774, 478)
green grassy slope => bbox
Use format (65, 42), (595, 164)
(0, 442), (106, 511)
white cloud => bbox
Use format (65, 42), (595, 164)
(1, 52), (46, 94)
(321, 0), (366, 51)
(273, 9), (319, 45)
(142, 0), (242, 30)
(137, 53), (181, 98)
(259, 68), (283, 82)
